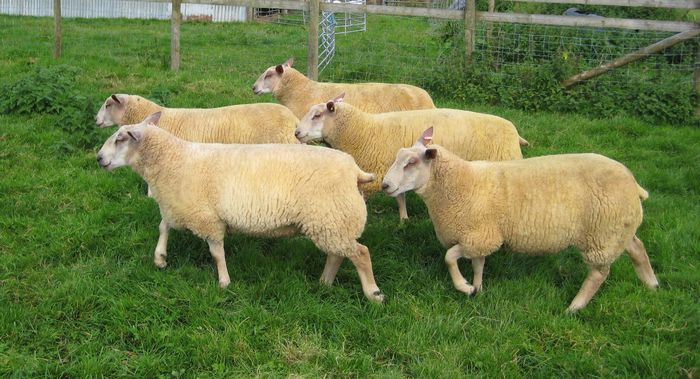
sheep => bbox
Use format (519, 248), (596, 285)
(95, 93), (300, 144)
(251, 58), (436, 118)
(96, 112), (385, 303)
(294, 94), (527, 220)
(381, 128), (659, 312)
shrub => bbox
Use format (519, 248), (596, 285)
(1, 65), (102, 151)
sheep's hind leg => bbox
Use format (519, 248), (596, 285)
(626, 235), (659, 289)
(320, 254), (344, 285)
(445, 245), (476, 296)
(567, 264), (610, 312)
(348, 243), (385, 303)
(207, 239), (231, 288)
(396, 193), (408, 221)
(154, 219), (169, 268)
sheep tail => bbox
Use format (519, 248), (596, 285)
(518, 136), (530, 147)
(637, 185), (649, 201)
(357, 170), (375, 184)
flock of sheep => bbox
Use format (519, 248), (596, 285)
(95, 58), (659, 312)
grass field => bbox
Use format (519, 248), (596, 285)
(1, 14), (699, 377)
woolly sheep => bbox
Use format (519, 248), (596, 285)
(294, 94), (527, 220)
(381, 128), (659, 312)
(96, 112), (385, 303)
(251, 58), (436, 118)
(95, 94), (300, 144)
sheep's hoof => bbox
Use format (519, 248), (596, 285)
(370, 290), (386, 304)
(219, 279), (231, 289)
(455, 281), (476, 296)
(154, 258), (167, 269)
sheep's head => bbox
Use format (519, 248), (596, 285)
(382, 127), (436, 197)
(252, 58), (293, 95)
(294, 93), (344, 143)
(97, 112), (161, 171)
(95, 94), (129, 128)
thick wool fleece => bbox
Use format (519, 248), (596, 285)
(324, 103), (524, 193)
(121, 95), (299, 144)
(417, 146), (647, 266)
(274, 68), (435, 118)
(130, 126), (370, 257)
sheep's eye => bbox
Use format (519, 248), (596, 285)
(265, 72), (273, 79)
(106, 104), (111, 108)
(312, 114), (321, 120)
(405, 158), (417, 168)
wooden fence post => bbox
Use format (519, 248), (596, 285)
(53, 0), (61, 59)
(307, 0), (320, 80)
(486, 0), (494, 45)
(695, 47), (700, 118)
(171, 0), (181, 71)
(464, 0), (476, 65)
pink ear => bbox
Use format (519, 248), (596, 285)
(144, 111), (161, 126)
(333, 92), (345, 103)
(417, 127), (434, 146)
(285, 58), (294, 67)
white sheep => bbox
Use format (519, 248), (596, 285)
(381, 128), (659, 312)
(96, 112), (384, 303)
(251, 58), (436, 118)
(95, 94), (300, 144)
(294, 94), (527, 220)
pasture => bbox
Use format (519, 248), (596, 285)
(1, 14), (699, 377)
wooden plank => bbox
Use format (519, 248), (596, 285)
(562, 28), (700, 87)
(695, 49), (700, 118)
(511, 0), (699, 9)
(307, 0), (320, 80)
(478, 11), (699, 32)
(171, 0), (181, 71)
(53, 0), (61, 59)
(148, 0), (307, 11)
(486, 0), (495, 45)
(464, 0), (476, 64)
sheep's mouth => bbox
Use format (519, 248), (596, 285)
(384, 187), (399, 196)
(253, 89), (262, 95)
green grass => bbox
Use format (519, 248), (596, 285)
(1, 14), (699, 377)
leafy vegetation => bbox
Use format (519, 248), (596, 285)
(0, 14), (699, 377)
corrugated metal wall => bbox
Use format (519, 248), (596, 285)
(0, 0), (247, 22)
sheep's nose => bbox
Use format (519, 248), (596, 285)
(96, 153), (104, 163)
(381, 182), (389, 190)
(294, 130), (301, 137)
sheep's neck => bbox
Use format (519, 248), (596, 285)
(275, 69), (313, 107)
(130, 128), (186, 188)
(324, 105), (376, 153)
(417, 149), (476, 209)
(122, 97), (163, 125)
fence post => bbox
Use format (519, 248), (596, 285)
(246, 6), (254, 22)
(53, 0), (61, 59)
(486, 0), (494, 45)
(171, 0), (181, 71)
(307, 0), (320, 80)
(464, 0), (476, 65)
(695, 48), (700, 118)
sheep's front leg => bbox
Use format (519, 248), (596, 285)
(320, 254), (344, 285)
(154, 219), (170, 268)
(445, 245), (475, 295)
(396, 193), (408, 221)
(471, 256), (485, 293)
(567, 264), (610, 312)
(207, 239), (231, 288)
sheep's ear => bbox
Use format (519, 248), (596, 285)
(275, 64), (284, 74)
(144, 111), (161, 126)
(326, 101), (335, 112)
(415, 126), (434, 146)
(425, 148), (437, 160)
(127, 130), (142, 142)
(333, 92), (345, 103)
(111, 94), (121, 104)
(285, 57), (294, 67)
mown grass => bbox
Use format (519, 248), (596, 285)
(1, 14), (699, 377)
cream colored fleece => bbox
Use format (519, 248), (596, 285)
(417, 146), (647, 266)
(324, 103), (524, 193)
(274, 68), (435, 118)
(130, 125), (371, 257)
(121, 95), (299, 144)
